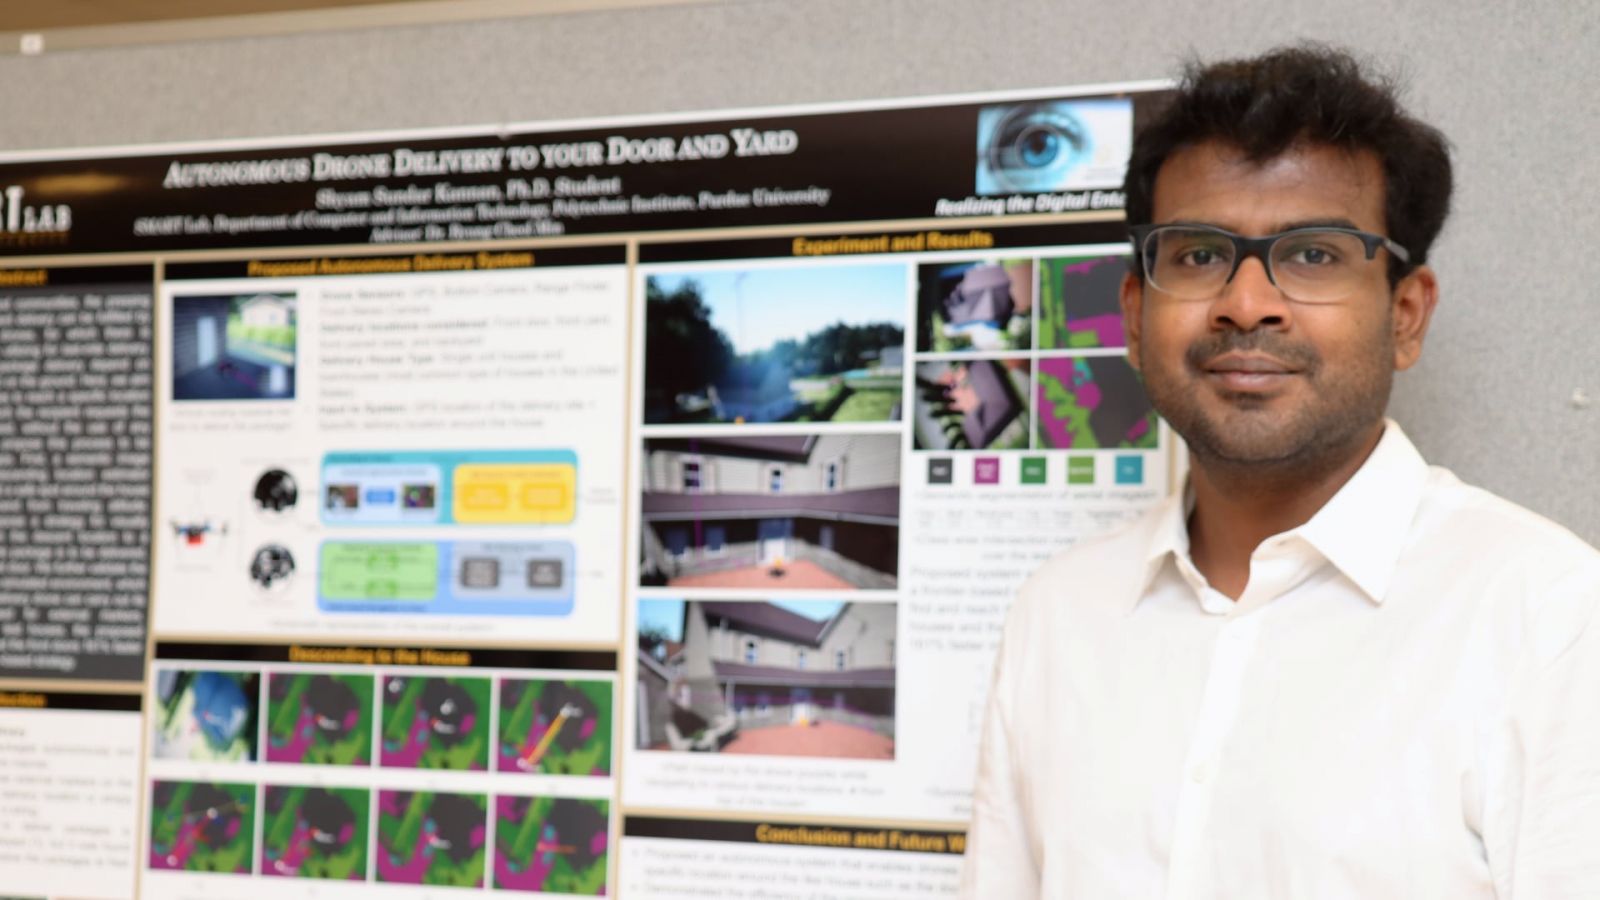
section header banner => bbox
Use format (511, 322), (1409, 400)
(0, 88), (1164, 255)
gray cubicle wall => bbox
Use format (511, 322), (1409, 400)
(0, 0), (1594, 543)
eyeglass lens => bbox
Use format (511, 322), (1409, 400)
(1143, 227), (1378, 303)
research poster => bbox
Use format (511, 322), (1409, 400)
(0, 80), (1173, 898)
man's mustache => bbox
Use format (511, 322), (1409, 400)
(1184, 330), (1320, 373)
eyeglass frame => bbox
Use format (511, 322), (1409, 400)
(1127, 223), (1412, 298)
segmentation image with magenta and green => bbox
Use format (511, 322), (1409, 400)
(494, 795), (610, 895)
(260, 785), (370, 880)
(498, 678), (613, 776)
(266, 672), (374, 766)
(148, 780), (255, 874)
(380, 675), (490, 770)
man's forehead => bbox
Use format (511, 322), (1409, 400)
(1148, 139), (1386, 231)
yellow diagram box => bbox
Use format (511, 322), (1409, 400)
(452, 463), (576, 524)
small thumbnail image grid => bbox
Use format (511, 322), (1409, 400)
(145, 666), (618, 890)
(911, 248), (1160, 468)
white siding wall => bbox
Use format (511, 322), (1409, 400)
(680, 601), (717, 682)
(709, 623), (811, 667)
(716, 457), (764, 494)
(701, 605), (895, 670)
(816, 435), (900, 491)
(646, 452), (734, 493)
(819, 602), (897, 669)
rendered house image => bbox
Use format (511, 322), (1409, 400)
(916, 259), (1034, 353)
(171, 293), (298, 401)
(639, 434), (900, 590)
(637, 600), (896, 757)
(942, 263), (1014, 327)
(913, 358), (1029, 451)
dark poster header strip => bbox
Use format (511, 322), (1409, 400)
(165, 243), (626, 281)
(154, 641), (616, 672)
(0, 264), (153, 288)
(0, 690), (142, 712)
(0, 89), (1165, 256)
(624, 816), (968, 855)
(637, 221), (1130, 264)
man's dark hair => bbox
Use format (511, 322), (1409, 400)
(1123, 44), (1453, 278)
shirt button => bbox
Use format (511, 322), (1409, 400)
(1190, 764), (1209, 784)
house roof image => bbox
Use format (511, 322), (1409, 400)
(639, 600), (899, 759)
(943, 263), (1014, 325)
(961, 359), (1023, 448)
(642, 484), (899, 522)
(711, 661), (896, 689)
(699, 600), (830, 645)
(642, 434), (902, 589)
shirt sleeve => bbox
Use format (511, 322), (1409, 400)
(958, 610), (1041, 899)
(1488, 560), (1600, 897)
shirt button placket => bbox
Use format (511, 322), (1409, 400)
(1165, 615), (1261, 900)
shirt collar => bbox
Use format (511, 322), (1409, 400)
(1135, 419), (1430, 609)
(1136, 487), (1192, 604)
(1294, 419), (1429, 605)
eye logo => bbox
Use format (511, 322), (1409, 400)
(975, 98), (1135, 196)
(980, 103), (1089, 193)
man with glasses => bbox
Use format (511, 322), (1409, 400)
(962, 45), (1600, 898)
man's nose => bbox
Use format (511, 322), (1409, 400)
(1209, 255), (1290, 331)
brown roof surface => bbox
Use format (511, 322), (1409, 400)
(700, 601), (829, 645)
(642, 485), (900, 522)
(645, 435), (817, 462)
(712, 661), (897, 689)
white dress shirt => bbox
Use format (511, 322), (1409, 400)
(961, 422), (1600, 899)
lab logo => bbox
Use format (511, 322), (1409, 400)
(974, 99), (1134, 196)
(0, 185), (72, 234)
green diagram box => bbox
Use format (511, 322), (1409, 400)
(319, 542), (438, 601)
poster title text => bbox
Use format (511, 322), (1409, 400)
(162, 128), (799, 189)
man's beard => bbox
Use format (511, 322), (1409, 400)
(1141, 327), (1394, 474)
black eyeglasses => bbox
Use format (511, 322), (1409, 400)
(1129, 223), (1411, 304)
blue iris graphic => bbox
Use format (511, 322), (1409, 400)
(974, 99), (1122, 195)
(1018, 125), (1063, 168)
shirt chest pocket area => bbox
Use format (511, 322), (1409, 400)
(1234, 657), (1479, 873)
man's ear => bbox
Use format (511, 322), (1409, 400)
(1391, 265), (1438, 372)
(1119, 270), (1145, 371)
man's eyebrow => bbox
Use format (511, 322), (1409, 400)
(1156, 217), (1366, 233)
(1275, 217), (1363, 232)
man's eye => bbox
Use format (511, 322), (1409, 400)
(1288, 246), (1338, 265)
(1176, 247), (1225, 267)
(1278, 236), (1355, 268)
